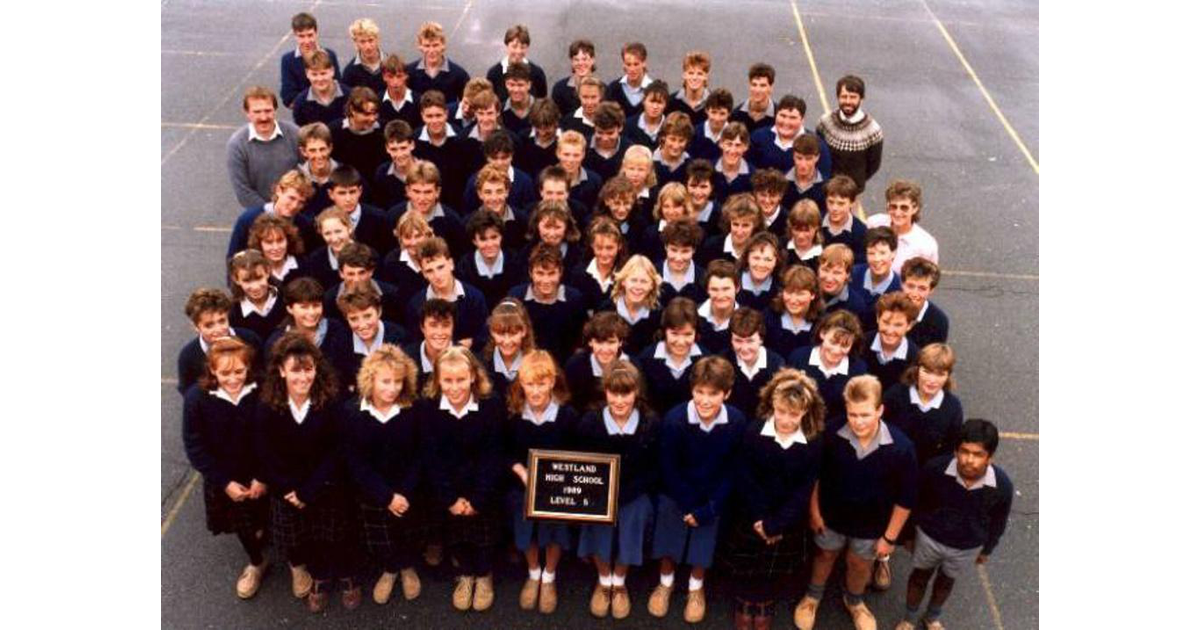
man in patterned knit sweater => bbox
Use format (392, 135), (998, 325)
(817, 75), (884, 194)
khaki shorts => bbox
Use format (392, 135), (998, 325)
(814, 526), (878, 560)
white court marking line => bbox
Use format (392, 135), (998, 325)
(942, 270), (1038, 281)
(162, 49), (233, 57)
(449, 0), (475, 39)
(161, 122), (239, 130)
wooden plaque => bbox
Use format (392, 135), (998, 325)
(524, 449), (621, 524)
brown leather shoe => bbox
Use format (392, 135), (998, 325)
(684, 588), (706, 623)
(793, 595), (820, 630)
(647, 583), (672, 617)
(873, 557), (893, 591)
(519, 578), (539, 610)
(306, 580), (329, 613)
(611, 585), (632, 619)
(472, 574), (495, 611)
(290, 564), (314, 599)
(589, 583), (611, 618)
(452, 576), (474, 611)
(400, 568), (421, 600)
(538, 580), (557, 614)
(373, 572), (397, 605)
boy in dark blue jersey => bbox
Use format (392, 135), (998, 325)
(280, 12), (340, 108)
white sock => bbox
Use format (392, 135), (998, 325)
(689, 576), (704, 591)
(541, 571), (555, 584)
(612, 573), (626, 587)
(599, 574), (614, 588)
(528, 567), (542, 581)
(660, 572), (675, 588)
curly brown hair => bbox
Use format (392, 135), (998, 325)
(261, 332), (341, 411)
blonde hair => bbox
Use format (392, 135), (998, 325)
(558, 129), (587, 151)
(349, 18), (381, 39)
(507, 350), (571, 415)
(357, 344), (420, 408)
(611, 254), (663, 310)
(757, 368), (825, 441)
(423, 346), (494, 399)
(394, 209), (433, 241)
(901, 343), (956, 391)
(843, 374), (883, 408)
(417, 21), (445, 42)
(652, 182), (689, 221)
(316, 206), (352, 230)
(621, 145), (658, 189)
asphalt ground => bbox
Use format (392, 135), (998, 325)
(161, 1), (1038, 627)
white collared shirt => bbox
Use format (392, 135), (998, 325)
(825, 283), (850, 307)
(572, 106), (595, 127)
(916, 300), (930, 323)
(687, 400), (729, 433)
(289, 397), (312, 424)
(695, 201), (714, 223)
(738, 98), (776, 118)
(863, 269), (897, 295)
(740, 271), (773, 296)
(493, 348), (523, 382)
(475, 250), (505, 278)
(910, 385), (945, 413)
(360, 397), (401, 423)
(198, 328), (239, 355)
(770, 126), (797, 152)
(780, 312), (813, 334)
(704, 119), (724, 142)
(837, 420), (894, 460)
(248, 122), (283, 143)
(722, 234), (741, 260)
(326, 246), (339, 271)
(398, 248), (422, 273)
(615, 297), (650, 325)
(418, 341), (436, 373)
(525, 284), (566, 304)
(637, 112), (662, 139)
(240, 289), (278, 318)
(353, 322), (387, 356)
(788, 240), (823, 261)
(652, 147), (688, 170)
(418, 123), (458, 143)
(823, 212), (853, 236)
(272, 255), (300, 282)
(944, 457), (997, 490)
(416, 55), (451, 74)
(870, 333), (909, 364)
(522, 400), (559, 426)
(698, 298), (735, 331)
(307, 82), (345, 105)
(761, 416), (807, 448)
(440, 395), (480, 419)
(341, 116), (380, 135)
(786, 167), (824, 192)
(662, 260), (695, 292)
(653, 341), (702, 378)
(808, 346), (849, 378)
(619, 73), (653, 107)
(738, 347), (768, 381)
(586, 258), (614, 293)
(426, 279), (466, 302)
(603, 407), (640, 435)
(383, 88), (413, 108)
(211, 382), (258, 406)
(590, 352), (629, 377)
(762, 205), (782, 227)
(721, 158), (751, 182)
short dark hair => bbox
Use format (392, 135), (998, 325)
(505, 61), (533, 84)
(530, 98), (561, 127)
(384, 120), (414, 144)
(283, 277), (325, 306)
(329, 164), (363, 189)
(593, 102), (626, 131)
(864, 226), (898, 252)
(777, 94), (807, 117)
(645, 80), (670, 102)
(419, 89), (447, 113)
(291, 12), (318, 32)
(686, 159), (716, 186)
(482, 129), (515, 157)
(901, 257), (941, 288)
(959, 418), (1000, 455)
(836, 74), (866, 98)
(528, 241), (565, 272)
(730, 307), (765, 339)
(661, 220), (703, 249)
(569, 39), (596, 58)
(751, 168), (788, 196)
(748, 62), (776, 84)
(690, 355), (735, 393)
(504, 24), (531, 45)
(661, 296), (699, 331)
(466, 209), (505, 240)
(706, 88), (734, 113)
(793, 134), (820, 156)
(583, 311), (630, 343)
(421, 298), (456, 324)
(337, 241), (378, 270)
(621, 42), (648, 61)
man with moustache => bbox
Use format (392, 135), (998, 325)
(227, 86), (303, 208)
(817, 75), (884, 193)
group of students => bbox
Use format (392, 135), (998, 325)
(181, 11), (1012, 630)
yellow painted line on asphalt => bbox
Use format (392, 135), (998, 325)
(977, 563), (1006, 630)
(999, 432), (1038, 441)
(942, 270), (1039, 281)
(161, 471), (200, 538)
(788, 0), (831, 115)
(920, 0), (1039, 175)
(161, 122), (239, 130)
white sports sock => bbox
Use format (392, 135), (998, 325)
(599, 574), (614, 588)
(689, 576), (704, 591)
(660, 572), (675, 588)
(612, 573), (626, 587)
(528, 567), (542, 581)
(541, 571), (556, 584)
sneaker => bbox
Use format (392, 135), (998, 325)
(400, 568), (421, 600)
(424, 543), (443, 567)
(895, 622), (917, 630)
(452, 576), (474, 611)
(873, 557), (893, 590)
(235, 562), (266, 599)
(611, 585), (632, 619)
(923, 620), (946, 630)
(589, 583), (611, 618)
(684, 588), (706, 623)
(843, 596), (878, 630)
(373, 572), (397, 605)
(472, 574), (495, 611)
(647, 583), (672, 618)
(306, 580), (329, 614)
(793, 595), (820, 630)
(341, 581), (362, 610)
(538, 580), (558, 614)
(290, 565), (314, 599)
(519, 578), (539, 610)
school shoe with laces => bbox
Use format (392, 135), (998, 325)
(843, 595), (878, 630)
(472, 574), (495, 611)
(793, 595), (820, 630)
(400, 568), (421, 600)
(452, 576), (475, 611)
(290, 564), (314, 599)
(684, 587), (706, 622)
(589, 583), (611, 617)
(648, 583), (673, 617)
(373, 571), (397, 604)
(611, 585), (632, 619)
(519, 577), (540, 610)
(538, 580), (558, 614)
(873, 557), (892, 590)
(341, 579), (362, 610)
(235, 562), (267, 599)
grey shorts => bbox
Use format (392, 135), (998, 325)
(911, 527), (982, 580)
(814, 526), (877, 560)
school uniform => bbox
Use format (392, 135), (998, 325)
(636, 220), (671, 262)
(402, 340), (439, 393)
(508, 283), (587, 365)
(327, 320), (407, 392)
(567, 258), (616, 315)
(730, 99), (776, 134)
(786, 345), (868, 420)
(784, 241), (823, 274)
(405, 56), (470, 101)
(461, 166), (538, 218)
(883, 384), (964, 467)
(815, 417), (918, 554)
(653, 149), (690, 187)
(584, 137), (630, 182)
(412, 126), (469, 209)
(504, 401), (578, 552)
(226, 202), (320, 261)
(605, 74), (653, 117)
(419, 394), (506, 576)
(764, 310), (817, 363)
(371, 161), (409, 210)
(342, 55), (385, 95)
(485, 57), (549, 101)
(781, 168), (827, 217)
(480, 347), (524, 407)
(574, 407), (660, 566)
(501, 100), (534, 136)
(667, 89), (710, 127)
(457, 248), (520, 311)
(718, 417), (822, 601)
(747, 127), (832, 179)
(404, 280), (489, 349)
(293, 83), (349, 127)
(864, 333), (916, 394)
(912, 455), (1013, 579)
(691, 199), (721, 240)
(176, 328), (263, 395)
(562, 350), (635, 414)
(269, 255), (308, 289)
(697, 299), (736, 356)
(560, 107), (597, 140)
(625, 112), (665, 149)
(346, 397), (425, 575)
(182, 384), (268, 550)
(512, 241), (583, 283)
(909, 300), (950, 350)
(568, 167), (604, 212)
(689, 121), (724, 164)
(255, 395), (359, 583)
(697, 233), (742, 270)
(322, 277), (403, 326)
(761, 204), (789, 240)
(823, 282), (874, 331)
(378, 247), (428, 307)
(304, 246), (344, 289)
(658, 260), (705, 307)
(458, 126), (521, 176)
(737, 271), (780, 313)
(652, 401), (747, 568)
(264, 318), (354, 381)
(229, 289), (286, 343)
(300, 166), (336, 220)
(713, 158), (756, 204)
(851, 263), (902, 311)
(281, 46), (342, 108)
(635, 341), (705, 417)
(595, 297), (661, 358)
(821, 214), (867, 262)
(331, 120), (389, 189)
(384, 202), (469, 259)
(551, 76), (592, 118)
(379, 88), (423, 129)
(515, 129), (559, 180)
(724, 346), (786, 418)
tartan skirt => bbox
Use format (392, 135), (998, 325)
(359, 502), (422, 558)
(270, 494), (354, 552)
(445, 509), (501, 549)
(718, 517), (810, 581)
(202, 480), (268, 537)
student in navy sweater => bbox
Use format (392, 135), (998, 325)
(265, 278), (353, 379)
(684, 160), (722, 238)
(228, 170), (318, 261)
(557, 130), (604, 211)
(657, 220), (706, 306)
(419, 347), (506, 612)
(746, 94), (832, 179)
(901, 257), (951, 350)
(254, 333), (359, 613)
(735, 231), (783, 312)
(504, 351), (578, 615)
(852, 226), (903, 311)
(228, 250), (286, 342)
(783, 199), (824, 273)
(509, 243), (587, 365)
(280, 12), (341, 109)
(898, 419), (1012, 630)
(885, 343), (964, 467)
(292, 51), (348, 127)
(765, 264), (824, 360)
(751, 168), (790, 240)
(624, 81), (670, 149)
(378, 55), (422, 130)
(595, 254), (664, 355)
(345, 344), (425, 605)
(636, 297), (706, 416)
(322, 165), (393, 260)
(637, 182), (690, 261)
(619, 145), (660, 221)
(479, 299), (535, 403)
(412, 92), (469, 211)
(342, 19), (385, 95)
(551, 39), (597, 116)
(182, 337), (269, 600)
(560, 77), (604, 140)
(605, 42), (653, 118)
(713, 122), (756, 204)
(719, 368), (825, 629)
(407, 21), (470, 101)
(666, 51), (712, 127)
(698, 193), (761, 269)
(459, 210), (521, 310)
(573, 360), (661, 620)
(648, 356), (746, 623)
(517, 201), (584, 284)
(696, 260), (739, 355)
(818, 244), (874, 330)
(821, 175), (868, 261)
(591, 176), (647, 247)
(373, 120), (416, 210)
(515, 100), (561, 180)
(725, 308), (786, 416)
(569, 217), (627, 315)
(689, 89), (732, 165)
(402, 298), (456, 394)
(295, 122), (336, 218)
(782, 135), (828, 217)
(461, 134), (538, 219)
(332, 285), (407, 395)
(653, 113), (694, 187)
(386, 160), (469, 259)
(330, 88), (388, 185)
(786, 310), (868, 421)
(484, 25), (548, 100)
(379, 210), (431, 306)
(865, 293), (920, 394)
(322, 243), (404, 327)
(498, 62), (537, 135)
(794, 375), (918, 630)
(177, 288), (263, 395)
(730, 63), (777, 133)
(305, 207), (354, 289)
(583, 102), (630, 182)
(459, 94), (515, 176)
(563, 311), (634, 413)
(248, 214), (309, 289)
(406, 237), (489, 350)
